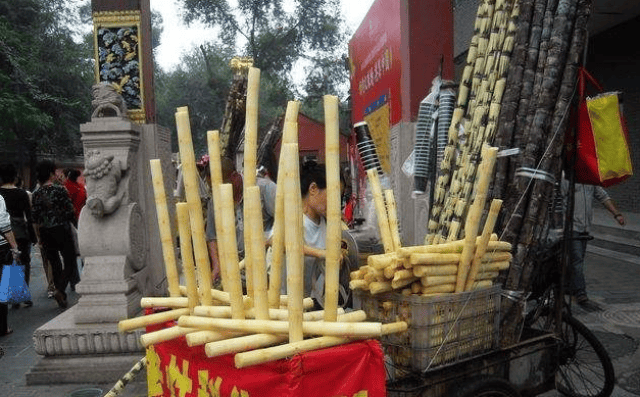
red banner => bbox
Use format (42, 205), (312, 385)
(146, 328), (387, 397)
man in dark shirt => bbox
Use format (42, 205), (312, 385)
(32, 161), (76, 309)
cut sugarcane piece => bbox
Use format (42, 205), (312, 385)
(204, 310), (366, 358)
(367, 169), (394, 253)
(118, 308), (191, 333)
(176, 203), (199, 310)
(177, 314), (382, 338)
(413, 264), (458, 277)
(175, 107), (212, 305)
(218, 184), (245, 319)
(233, 321), (408, 368)
(141, 297), (189, 309)
(420, 275), (457, 287)
(140, 326), (198, 347)
(324, 95), (341, 322)
(149, 159), (180, 297)
(385, 189), (402, 251)
(246, 186), (269, 320)
(186, 330), (243, 347)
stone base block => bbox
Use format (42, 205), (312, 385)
(33, 306), (144, 356)
(26, 353), (146, 385)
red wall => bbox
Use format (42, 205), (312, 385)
(275, 113), (348, 163)
(349, 0), (454, 125)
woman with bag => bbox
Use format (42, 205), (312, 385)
(1, 195), (21, 337)
(0, 164), (36, 307)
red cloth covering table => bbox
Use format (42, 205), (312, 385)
(145, 324), (387, 397)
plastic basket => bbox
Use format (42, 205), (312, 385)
(355, 285), (501, 372)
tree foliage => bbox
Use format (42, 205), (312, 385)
(0, 0), (93, 173)
(178, 0), (350, 120)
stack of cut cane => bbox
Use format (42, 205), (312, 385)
(117, 67), (407, 369)
(350, 144), (512, 296)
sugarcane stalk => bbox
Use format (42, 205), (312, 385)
(176, 203), (199, 311)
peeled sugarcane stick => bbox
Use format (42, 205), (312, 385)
(409, 253), (461, 266)
(118, 308), (190, 333)
(186, 330), (243, 347)
(392, 277), (418, 290)
(267, 102), (300, 308)
(246, 186), (269, 320)
(177, 313), (382, 338)
(243, 67), (261, 301)
(367, 169), (394, 253)
(324, 95), (341, 322)
(392, 269), (414, 282)
(149, 159), (180, 297)
(479, 260), (511, 272)
(413, 264), (458, 277)
(456, 145), (498, 292)
(481, 251), (512, 262)
(219, 184), (245, 319)
(464, 198), (503, 293)
(368, 252), (397, 269)
(194, 306), (344, 321)
(207, 130), (229, 292)
(369, 281), (392, 295)
(349, 279), (369, 290)
(385, 189), (402, 251)
(204, 310), (366, 358)
(177, 285), (314, 310)
(234, 321), (408, 369)
(175, 107), (212, 305)
(397, 234), (503, 257)
(140, 326), (198, 347)
(421, 275), (457, 287)
(383, 261), (403, 279)
(176, 203), (199, 310)
(476, 271), (499, 280)
(282, 143), (304, 343)
(422, 284), (456, 295)
(141, 297), (189, 309)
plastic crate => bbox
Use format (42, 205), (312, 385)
(355, 285), (501, 372)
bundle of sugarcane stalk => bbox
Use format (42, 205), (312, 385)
(219, 57), (252, 160)
(425, 0), (520, 245)
(119, 67), (407, 369)
(491, 0), (594, 344)
(351, 146), (512, 296)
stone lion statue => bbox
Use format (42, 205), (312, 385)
(84, 150), (126, 218)
(91, 82), (128, 118)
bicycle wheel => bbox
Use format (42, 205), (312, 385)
(556, 315), (615, 397)
(453, 377), (521, 397)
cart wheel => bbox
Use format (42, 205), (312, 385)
(452, 377), (521, 397)
(556, 315), (615, 397)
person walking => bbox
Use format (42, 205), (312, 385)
(0, 195), (21, 336)
(0, 164), (35, 308)
(31, 161), (77, 309)
(571, 183), (625, 310)
(63, 168), (86, 290)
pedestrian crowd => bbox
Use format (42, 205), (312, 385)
(0, 161), (86, 338)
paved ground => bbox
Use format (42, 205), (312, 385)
(1, 209), (639, 396)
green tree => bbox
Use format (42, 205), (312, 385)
(179, 0), (350, 117)
(0, 0), (93, 177)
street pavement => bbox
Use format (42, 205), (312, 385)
(1, 209), (639, 397)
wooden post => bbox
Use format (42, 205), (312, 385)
(149, 159), (180, 297)
(323, 95), (341, 322)
(175, 106), (212, 305)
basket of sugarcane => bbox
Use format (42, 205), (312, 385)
(350, 145), (510, 373)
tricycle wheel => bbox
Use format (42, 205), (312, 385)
(452, 377), (521, 397)
(556, 315), (615, 397)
